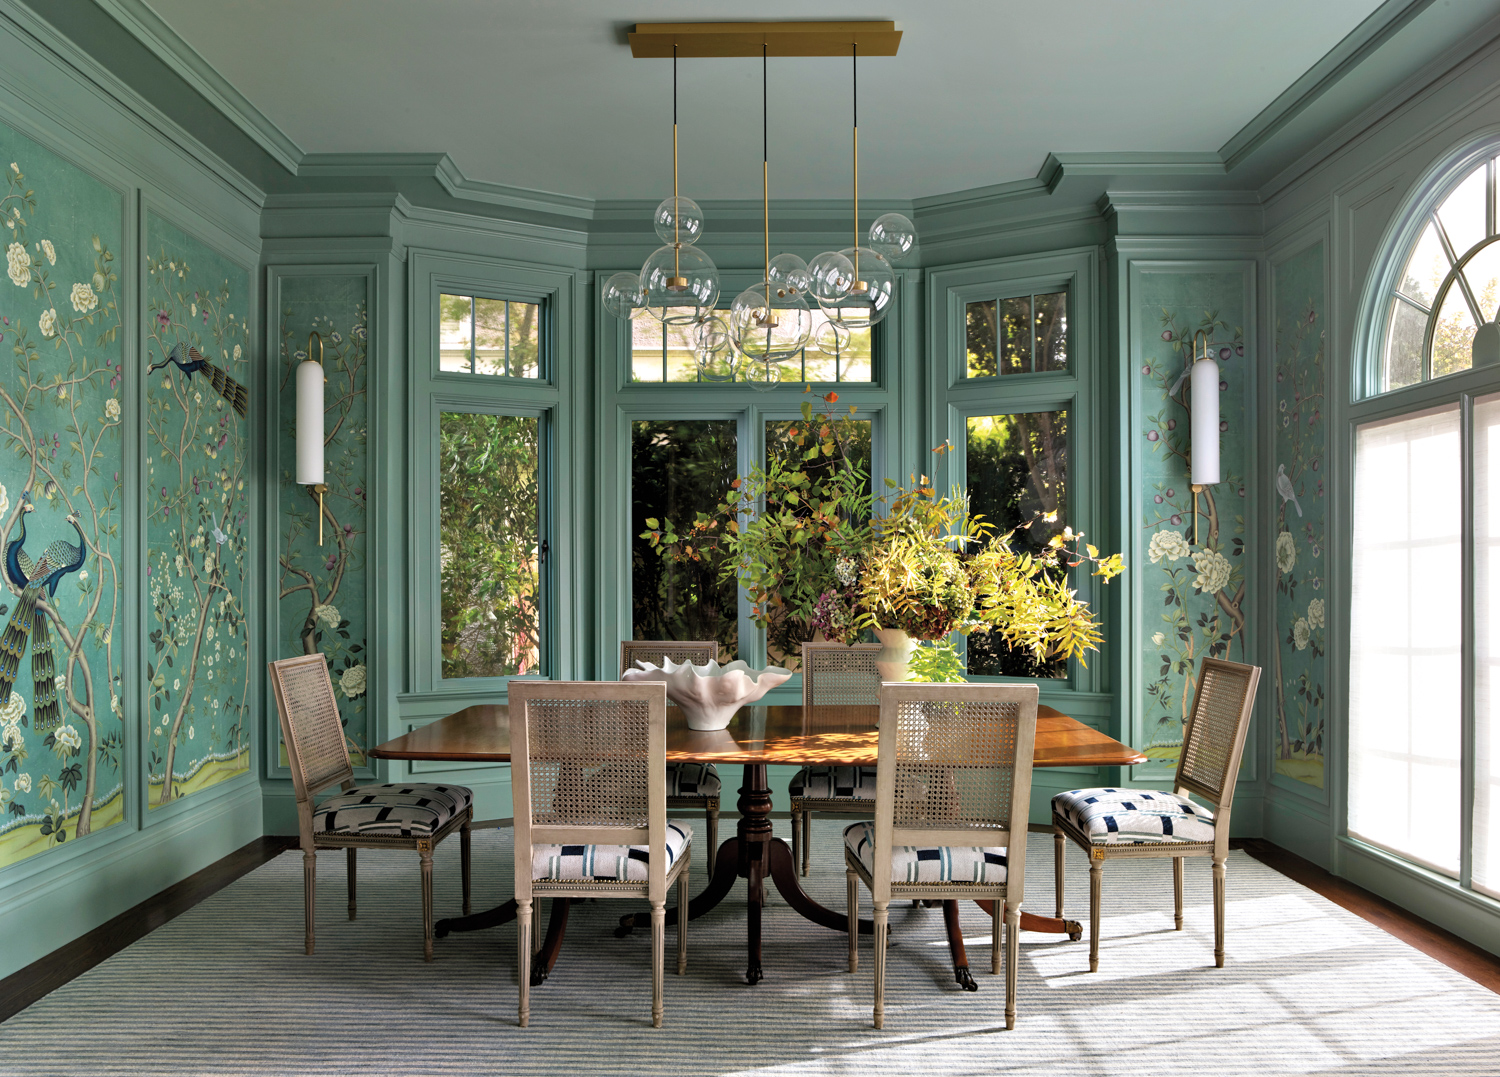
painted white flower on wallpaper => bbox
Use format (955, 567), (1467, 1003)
(1148, 528), (1191, 564)
(1276, 530), (1296, 575)
(1192, 547), (1231, 594)
(1307, 598), (1324, 629)
(6, 240), (29, 286)
(313, 603), (341, 629)
(1292, 618), (1311, 651)
(339, 664), (366, 699)
(39, 238), (54, 265)
(37, 306), (55, 337)
(69, 280), (97, 313)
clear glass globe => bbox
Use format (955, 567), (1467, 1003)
(819, 246), (895, 329)
(868, 212), (917, 261)
(813, 318), (851, 355)
(601, 271), (642, 320)
(653, 195), (704, 246)
(729, 283), (812, 363)
(694, 314), (732, 362)
(640, 243), (720, 325)
(808, 250), (856, 306)
(767, 253), (811, 299)
(740, 352), (787, 392)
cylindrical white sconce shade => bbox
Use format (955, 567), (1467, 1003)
(1190, 356), (1220, 485)
(295, 358), (324, 485)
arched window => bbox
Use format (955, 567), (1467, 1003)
(1380, 153), (1499, 391)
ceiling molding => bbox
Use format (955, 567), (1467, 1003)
(90, 0), (304, 174)
(297, 153), (596, 220)
(1218, 0), (1438, 172)
(1040, 152), (1227, 189)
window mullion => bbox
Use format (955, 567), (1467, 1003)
(1433, 216), (1487, 326)
(1462, 392), (1477, 889)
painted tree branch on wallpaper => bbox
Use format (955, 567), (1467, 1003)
(277, 284), (368, 764)
(1140, 307), (1247, 761)
(144, 216), (250, 808)
(0, 147), (124, 866)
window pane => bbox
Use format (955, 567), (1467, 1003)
(1461, 240), (1500, 327)
(1383, 297), (1426, 391)
(439, 412), (541, 678)
(1001, 296), (1031, 374)
(664, 322), (699, 382)
(473, 297), (508, 376)
(631, 420), (738, 660)
(1034, 290), (1068, 371)
(632, 317), (665, 382)
(439, 293), (472, 373)
(1437, 165), (1488, 258)
(1396, 221), (1449, 308)
(837, 324), (873, 382)
(1475, 394), (1500, 897)
(966, 299), (997, 378)
(509, 301), (540, 378)
(802, 350), (837, 382)
(1348, 406), (1461, 875)
(965, 410), (1069, 678)
(1431, 281), (1476, 378)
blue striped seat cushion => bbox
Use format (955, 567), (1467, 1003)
(843, 821), (1008, 884)
(313, 783), (473, 838)
(533, 821), (693, 882)
(790, 765), (877, 800)
(1053, 787), (1215, 845)
(667, 762), (721, 798)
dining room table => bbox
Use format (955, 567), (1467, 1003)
(368, 699), (1147, 988)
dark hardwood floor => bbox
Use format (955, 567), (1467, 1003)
(0, 832), (1495, 1023)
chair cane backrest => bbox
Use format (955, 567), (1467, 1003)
(801, 641), (882, 707)
(872, 683), (1038, 903)
(619, 639), (718, 677)
(509, 681), (670, 902)
(268, 654), (354, 805)
(1172, 658), (1262, 820)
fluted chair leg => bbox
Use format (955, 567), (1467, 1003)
(677, 863), (689, 975)
(651, 900), (666, 1028)
(846, 868), (859, 972)
(461, 819), (473, 916)
(517, 898), (533, 1027)
(1213, 856), (1226, 968)
(346, 848), (357, 920)
(419, 840), (435, 962)
(1089, 858), (1103, 973)
(1054, 827), (1065, 918)
(302, 849), (317, 956)
(992, 897), (1003, 976)
(1004, 902), (1020, 1030)
(872, 901), (889, 1030)
(1173, 856), (1184, 930)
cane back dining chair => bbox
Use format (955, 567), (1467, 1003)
(268, 654), (473, 961)
(845, 682), (1038, 1030)
(509, 680), (692, 1029)
(789, 640), (883, 875)
(620, 640), (722, 860)
(1052, 656), (1261, 972)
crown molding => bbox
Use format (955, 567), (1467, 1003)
(297, 152), (596, 220)
(89, 0), (304, 174)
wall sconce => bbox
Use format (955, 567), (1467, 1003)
(1188, 329), (1220, 546)
(296, 331), (328, 545)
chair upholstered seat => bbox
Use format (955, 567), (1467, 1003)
(1053, 787), (1215, 845)
(791, 765), (878, 800)
(844, 821), (1008, 885)
(533, 821), (693, 883)
(313, 783), (474, 838)
(666, 762), (720, 798)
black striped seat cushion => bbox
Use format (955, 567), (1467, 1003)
(313, 783), (473, 838)
(667, 762), (721, 798)
(533, 821), (693, 882)
(789, 765), (877, 800)
(1052, 787), (1215, 845)
(844, 821), (1008, 884)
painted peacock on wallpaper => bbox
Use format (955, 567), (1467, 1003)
(148, 342), (248, 417)
(1, 493), (87, 732)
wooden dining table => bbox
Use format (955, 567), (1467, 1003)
(369, 701), (1145, 988)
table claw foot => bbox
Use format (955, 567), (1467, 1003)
(955, 966), (978, 992)
(434, 921), (452, 939)
(746, 964), (764, 986)
(1065, 919), (1083, 942)
(615, 914), (637, 938)
(529, 962), (549, 986)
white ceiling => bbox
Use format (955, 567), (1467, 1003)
(143, 0), (1393, 202)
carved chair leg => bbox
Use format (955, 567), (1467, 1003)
(1004, 902), (1020, 1030)
(1173, 856), (1184, 930)
(1054, 827), (1065, 918)
(461, 819), (473, 917)
(346, 848), (357, 920)
(846, 867), (859, 972)
(419, 840), (435, 962)
(790, 806), (802, 876)
(302, 849), (317, 956)
(992, 896), (1003, 976)
(801, 808), (813, 876)
(706, 806), (718, 865)
(677, 862), (689, 975)
(650, 900), (666, 1028)
(1088, 857), (1103, 974)
(1213, 856), (1226, 968)
(872, 900), (889, 1030)
(517, 898), (533, 1027)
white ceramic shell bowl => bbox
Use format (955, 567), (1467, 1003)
(621, 656), (793, 730)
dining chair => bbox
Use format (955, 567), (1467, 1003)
(619, 639), (722, 861)
(1052, 656), (1261, 972)
(789, 640), (882, 876)
(267, 654), (473, 961)
(845, 681), (1038, 1030)
(510, 679), (691, 1028)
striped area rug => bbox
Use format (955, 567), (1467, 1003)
(2, 821), (1499, 1076)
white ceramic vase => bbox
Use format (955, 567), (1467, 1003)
(874, 627), (919, 682)
(621, 656), (793, 730)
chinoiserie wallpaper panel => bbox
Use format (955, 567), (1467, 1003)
(275, 274), (369, 767)
(144, 212), (251, 809)
(0, 122), (125, 866)
(1131, 263), (1254, 778)
(1271, 241), (1327, 790)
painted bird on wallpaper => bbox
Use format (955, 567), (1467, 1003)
(148, 342), (248, 418)
(1, 494), (87, 732)
(1276, 463), (1303, 518)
